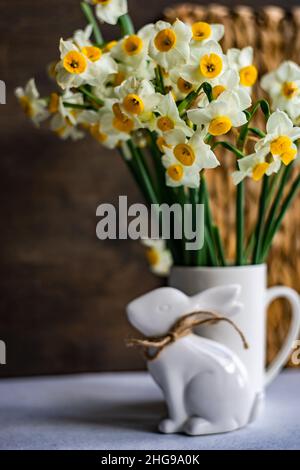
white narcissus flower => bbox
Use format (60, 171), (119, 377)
(77, 108), (121, 148)
(92, 59), (155, 101)
(115, 77), (160, 124)
(152, 92), (193, 137)
(232, 150), (272, 184)
(190, 21), (224, 45)
(86, 0), (128, 25)
(233, 110), (300, 184)
(56, 39), (117, 90)
(98, 99), (140, 146)
(255, 110), (300, 167)
(111, 25), (153, 67)
(141, 239), (173, 277)
(71, 25), (93, 49)
(149, 20), (192, 70)
(261, 61), (300, 121)
(168, 68), (195, 100)
(227, 46), (258, 88)
(49, 91), (85, 141)
(15, 79), (49, 126)
(162, 129), (220, 188)
(188, 90), (250, 137)
(182, 40), (226, 86)
(196, 69), (243, 106)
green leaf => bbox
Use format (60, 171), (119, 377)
(259, 100), (271, 119)
(202, 82), (213, 102)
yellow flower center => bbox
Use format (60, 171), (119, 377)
(252, 162), (270, 181)
(93, 0), (111, 4)
(282, 82), (298, 99)
(89, 124), (107, 143)
(192, 22), (212, 41)
(112, 103), (123, 119)
(123, 35), (143, 56)
(208, 116), (232, 136)
(63, 51), (87, 74)
(81, 46), (102, 62)
(48, 93), (60, 114)
(174, 144), (195, 166)
(154, 28), (177, 52)
(113, 71), (126, 86)
(177, 77), (193, 94)
(123, 94), (144, 115)
(103, 40), (118, 52)
(270, 135), (292, 156)
(281, 147), (297, 165)
(212, 85), (226, 100)
(167, 164), (184, 181)
(239, 65), (258, 87)
(156, 136), (171, 152)
(200, 53), (223, 79)
(112, 103), (134, 133)
(113, 116), (134, 133)
(157, 116), (174, 132)
(146, 248), (159, 266)
(19, 96), (33, 118)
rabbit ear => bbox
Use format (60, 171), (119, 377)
(189, 285), (243, 318)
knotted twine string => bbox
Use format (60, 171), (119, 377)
(126, 311), (249, 361)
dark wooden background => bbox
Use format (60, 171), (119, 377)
(0, 0), (299, 377)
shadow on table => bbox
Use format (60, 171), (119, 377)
(50, 399), (166, 433)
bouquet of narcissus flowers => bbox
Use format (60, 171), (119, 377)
(16, 1), (300, 276)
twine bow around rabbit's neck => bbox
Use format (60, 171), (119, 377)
(126, 311), (249, 361)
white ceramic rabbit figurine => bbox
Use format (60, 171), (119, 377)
(127, 285), (263, 436)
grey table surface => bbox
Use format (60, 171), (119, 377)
(0, 370), (299, 450)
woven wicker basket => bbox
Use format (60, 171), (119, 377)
(164, 4), (300, 367)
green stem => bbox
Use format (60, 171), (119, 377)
(205, 227), (219, 266)
(261, 165), (293, 256)
(176, 187), (189, 266)
(155, 66), (165, 94)
(127, 140), (159, 206)
(178, 82), (212, 116)
(261, 172), (300, 261)
(119, 147), (148, 203)
(202, 176), (220, 266)
(235, 122), (249, 266)
(63, 102), (95, 110)
(244, 170), (281, 262)
(213, 226), (226, 266)
(248, 127), (266, 138)
(79, 86), (104, 107)
(80, 2), (104, 46)
(197, 176), (208, 266)
(118, 13), (135, 36)
(236, 182), (245, 265)
(252, 175), (268, 264)
(212, 141), (244, 159)
(120, 144), (182, 265)
(188, 188), (199, 266)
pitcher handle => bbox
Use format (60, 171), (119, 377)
(264, 286), (300, 387)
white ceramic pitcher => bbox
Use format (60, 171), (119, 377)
(169, 264), (300, 393)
